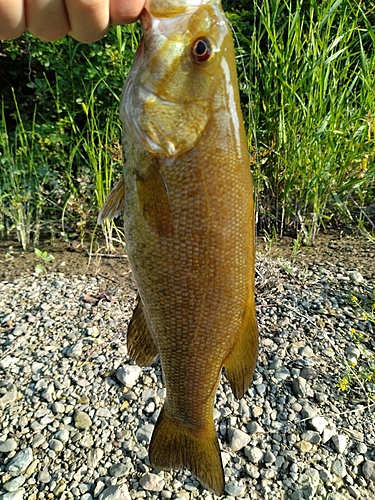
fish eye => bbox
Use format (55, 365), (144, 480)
(191, 37), (212, 63)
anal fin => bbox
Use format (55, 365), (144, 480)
(224, 301), (258, 399)
(149, 408), (224, 496)
(127, 295), (158, 366)
(97, 176), (125, 224)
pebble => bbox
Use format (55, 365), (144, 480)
(74, 411), (92, 429)
(0, 439), (18, 453)
(0, 489), (25, 500)
(227, 427), (250, 451)
(99, 484), (132, 500)
(116, 365), (142, 387)
(5, 448), (33, 476)
(362, 460), (375, 482)
(331, 434), (347, 453)
(310, 416), (328, 433)
(332, 458), (347, 478)
(139, 473), (165, 491)
(224, 480), (246, 496)
(0, 256), (374, 500)
(108, 462), (131, 478)
(87, 448), (104, 469)
(3, 476), (26, 492)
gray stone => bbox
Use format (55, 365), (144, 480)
(139, 473), (165, 491)
(332, 458), (347, 478)
(66, 342), (83, 358)
(245, 464), (260, 479)
(244, 446), (263, 464)
(0, 390), (17, 409)
(38, 470), (51, 483)
(319, 468), (333, 483)
(247, 421), (265, 434)
(54, 429), (69, 443)
(301, 431), (320, 444)
(136, 423), (154, 443)
(81, 495), (93, 500)
(3, 476), (26, 492)
(116, 365), (141, 387)
(0, 438), (18, 453)
(96, 407), (111, 418)
(51, 401), (65, 414)
(331, 434), (347, 454)
(301, 403), (317, 419)
(31, 434), (45, 448)
(87, 448), (104, 469)
(264, 450), (276, 464)
(108, 462), (131, 478)
(299, 346), (314, 358)
(74, 411), (92, 430)
(349, 271), (364, 284)
(310, 416), (328, 433)
(362, 460), (375, 482)
(0, 489), (25, 500)
(321, 425), (336, 444)
(292, 377), (306, 397)
(224, 480), (246, 496)
(5, 448), (33, 476)
(93, 480), (105, 497)
(227, 427), (250, 452)
(49, 439), (64, 453)
(41, 383), (55, 402)
(274, 367), (291, 380)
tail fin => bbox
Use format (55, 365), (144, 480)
(149, 407), (224, 496)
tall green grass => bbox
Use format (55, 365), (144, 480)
(0, 25), (139, 249)
(230, 0), (375, 242)
(0, 2), (374, 249)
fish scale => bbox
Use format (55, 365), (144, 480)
(98, 0), (258, 494)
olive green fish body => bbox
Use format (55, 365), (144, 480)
(99, 0), (258, 494)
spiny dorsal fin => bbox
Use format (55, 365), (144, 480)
(127, 295), (158, 366)
(149, 407), (224, 496)
(97, 176), (125, 224)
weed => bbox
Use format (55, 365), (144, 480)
(338, 295), (375, 398)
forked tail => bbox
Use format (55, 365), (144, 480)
(149, 407), (225, 496)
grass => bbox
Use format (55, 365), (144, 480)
(338, 293), (375, 399)
(230, 0), (375, 241)
(0, 1), (374, 249)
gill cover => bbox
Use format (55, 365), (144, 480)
(120, 0), (228, 157)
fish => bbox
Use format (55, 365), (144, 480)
(98, 0), (258, 494)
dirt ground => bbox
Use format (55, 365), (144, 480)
(0, 230), (374, 283)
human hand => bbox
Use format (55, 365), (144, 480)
(0, 0), (145, 42)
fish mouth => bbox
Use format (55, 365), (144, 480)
(141, 0), (219, 37)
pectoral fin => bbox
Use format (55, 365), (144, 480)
(224, 301), (259, 399)
(136, 158), (174, 237)
(127, 295), (158, 366)
(97, 177), (125, 224)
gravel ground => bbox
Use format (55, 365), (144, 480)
(0, 248), (374, 500)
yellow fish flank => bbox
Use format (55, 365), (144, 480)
(99, 0), (259, 494)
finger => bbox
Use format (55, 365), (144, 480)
(25, 0), (70, 41)
(65, 0), (110, 43)
(0, 0), (25, 39)
(110, 0), (144, 25)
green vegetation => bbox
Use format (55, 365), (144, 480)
(1, 0), (374, 249)
(338, 293), (375, 399)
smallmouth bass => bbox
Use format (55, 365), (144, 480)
(99, 0), (258, 494)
